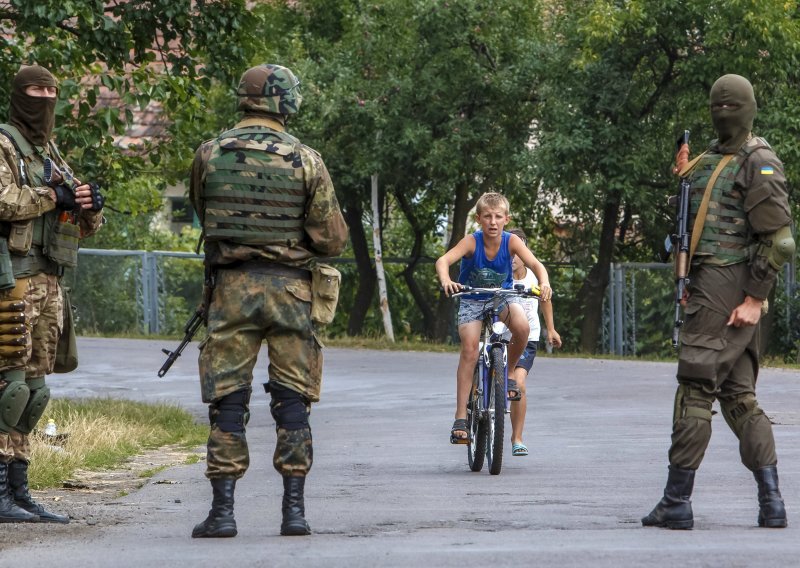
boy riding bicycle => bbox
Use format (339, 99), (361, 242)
(435, 193), (552, 444)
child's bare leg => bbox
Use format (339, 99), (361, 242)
(503, 303), (529, 368)
(510, 366), (528, 445)
(454, 321), (481, 439)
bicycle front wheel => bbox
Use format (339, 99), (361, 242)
(486, 346), (505, 475)
(467, 363), (487, 472)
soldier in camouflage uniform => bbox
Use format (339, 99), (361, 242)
(0, 65), (105, 524)
(189, 64), (348, 538)
(643, 74), (795, 530)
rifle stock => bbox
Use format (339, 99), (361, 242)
(158, 307), (204, 377)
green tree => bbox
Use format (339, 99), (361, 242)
(535, 0), (800, 352)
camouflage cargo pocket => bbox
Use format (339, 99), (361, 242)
(311, 263), (340, 325)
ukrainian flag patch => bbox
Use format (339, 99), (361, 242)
(760, 166), (775, 175)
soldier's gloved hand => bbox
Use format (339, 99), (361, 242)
(53, 184), (76, 210)
(87, 182), (104, 211)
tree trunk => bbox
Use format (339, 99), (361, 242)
(342, 204), (376, 336)
(394, 192), (436, 336)
(574, 192), (621, 352)
(433, 182), (478, 342)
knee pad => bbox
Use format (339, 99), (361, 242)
(0, 370), (29, 433)
(209, 388), (251, 433)
(720, 394), (762, 437)
(267, 382), (309, 431)
(15, 377), (49, 434)
(673, 383), (714, 424)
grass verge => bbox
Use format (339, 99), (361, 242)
(29, 398), (207, 490)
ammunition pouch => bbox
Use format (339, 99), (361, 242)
(53, 286), (78, 374)
(0, 369), (29, 433)
(45, 220), (80, 268)
(0, 280), (27, 360)
(14, 376), (49, 434)
(7, 221), (33, 255)
(310, 263), (341, 326)
(0, 237), (14, 290)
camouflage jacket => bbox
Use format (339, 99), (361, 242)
(189, 116), (348, 268)
(691, 137), (792, 300)
(0, 133), (104, 237)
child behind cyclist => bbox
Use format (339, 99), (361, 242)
(507, 228), (562, 457)
(435, 192), (552, 444)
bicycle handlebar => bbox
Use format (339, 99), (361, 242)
(450, 285), (542, 299)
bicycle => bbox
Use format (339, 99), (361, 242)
(451, 284), (541, 475)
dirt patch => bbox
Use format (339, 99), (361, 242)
(0, 444), (204, 548)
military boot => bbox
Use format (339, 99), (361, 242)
(0, 461), (38, 523)
(281, 476), (310, 536)
(8, 460), (68, 523)
(642, 465), (695, 530)
(192, 478), (237, 538)
(754, 466), (787, 528)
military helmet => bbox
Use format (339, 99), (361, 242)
(236, 64), (302, 115)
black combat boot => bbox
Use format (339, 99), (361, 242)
(0, 461), (38, 523)
(754, 466), (787, 528)
(192, 478), (237, 538)
(642, 465), (695, 530)
(281, 476), (311, 536)
(8, 460), (68, 523)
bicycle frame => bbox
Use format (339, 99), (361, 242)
(478, 296), (511, 414)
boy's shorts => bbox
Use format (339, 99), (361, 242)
(515, 340), (538, 373)
(457, 297), (521, 327)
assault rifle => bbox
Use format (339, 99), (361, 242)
(158, 307), (204, 377)
(43, 157), (80, 222)
(158, 270), (216, 377)
(670, 130), (691, 348)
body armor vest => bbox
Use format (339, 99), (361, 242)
(0, 124), (63, 276)
(688, 137), (768, 266)
(201, 126), (306, 246)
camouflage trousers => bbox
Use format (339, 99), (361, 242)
(199, 268), (322, 480)
(670, 266), (776, 471)
(0, 273), (62, 462)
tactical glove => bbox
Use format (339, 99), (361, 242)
(88, 182), (104, 211)
(53, 184), (76, 210)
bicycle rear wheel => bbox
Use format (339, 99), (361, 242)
(467, 363), (487, 472)
(486, 347), (505, 475)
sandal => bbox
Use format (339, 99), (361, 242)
(450, 418), (469, 445)
(507, 378), (522, 401)
(512, 443), (529, 456)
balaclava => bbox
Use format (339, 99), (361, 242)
(709, 74), (756, 154)
(9, 65), (58, 147)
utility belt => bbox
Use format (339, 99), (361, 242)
(219, 259), (311, 281)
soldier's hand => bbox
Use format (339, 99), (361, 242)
(727, 296), (763, 327)
(73, 183), (104, 210)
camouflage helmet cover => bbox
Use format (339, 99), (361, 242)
(236, 64), (302, 115)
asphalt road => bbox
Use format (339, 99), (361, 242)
(3, 337), (800, 567)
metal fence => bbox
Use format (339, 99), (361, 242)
(67, 249), (799, 359)
(603, 261), (799, 358)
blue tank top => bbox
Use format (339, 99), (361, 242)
(457, 231), (513, 296)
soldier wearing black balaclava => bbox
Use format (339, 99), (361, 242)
(0, 65), (105, 524)
(643, 74), (794, 530)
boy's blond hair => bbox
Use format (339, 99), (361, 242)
(475, 192), (510, 216)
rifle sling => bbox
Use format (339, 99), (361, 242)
(688, 154), (734, 263)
